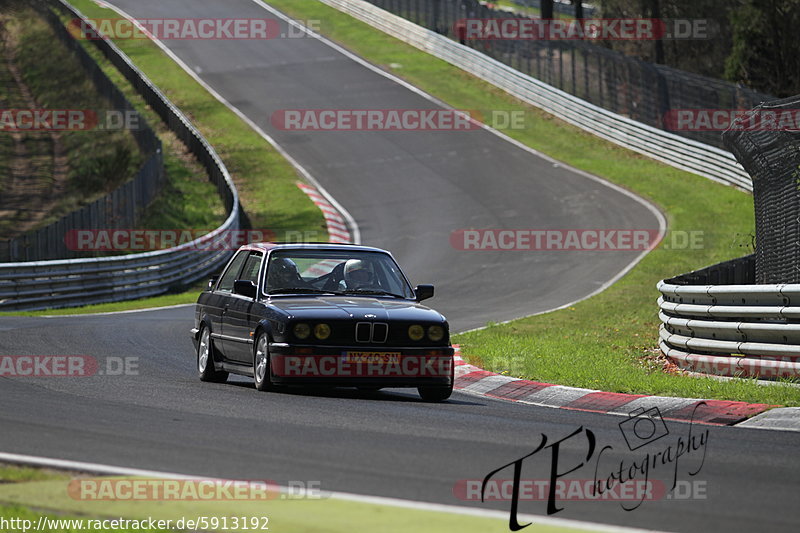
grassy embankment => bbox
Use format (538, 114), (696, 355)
(1, 1), (326, 314)
(0, 463), (586, 533)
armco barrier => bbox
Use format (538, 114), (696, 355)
(0, 0), (239, 311)
(2, 3), (164, 262)
(657, 255), (800, 379)
(317, 0), (753, 191)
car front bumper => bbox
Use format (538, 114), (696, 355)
(268, 343), (454, 388)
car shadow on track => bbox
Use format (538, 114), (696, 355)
(223, 378), (481, 405)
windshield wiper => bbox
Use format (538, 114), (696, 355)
(341, 289), (406, 298)
(268, 288), (339, 295)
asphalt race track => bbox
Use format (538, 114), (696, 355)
(1, 1), (798, 532)
(110, 0), (663, 333)
(1, 308), (799, 532)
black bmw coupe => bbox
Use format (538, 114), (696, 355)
(191, 243), (454, 401)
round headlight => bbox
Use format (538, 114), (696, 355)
(293, 323), (311, 340)
(428, 325), (445, 342)
(408, 324), (425, 341)
(314, 323), (331, 340)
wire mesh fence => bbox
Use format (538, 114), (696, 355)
(0, 0), (240, 311)
(0, 3), (164, 262)
(723, 95), (800, 284)
(367, 0), (772, 150)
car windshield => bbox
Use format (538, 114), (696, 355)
(264, 249), (415, 298)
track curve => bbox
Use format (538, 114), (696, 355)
(1, 307), (798, 532)
(2, 2), (797, 532)
(107, 0), (662, 332)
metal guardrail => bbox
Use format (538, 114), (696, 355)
(0, 0), (239, 311)
(319, 0), (753, 191)
(657, 255), (800, 379)
(322, 2), (797, 380)
(368, 0), (770, 152)
(2, 3), (164, 262)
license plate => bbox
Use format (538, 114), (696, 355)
(345, 351), (400, 364)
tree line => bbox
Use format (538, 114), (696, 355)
(538, 0), (799, 97)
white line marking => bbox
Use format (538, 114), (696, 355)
(100, 0), (361, 245)
(37, 303), (195, 318)
(518, 385), (599, 406)
(326, 221), (349, 232)
(607, 396), (700, 416)
(459, 374), (516, 393)
(0, 452), (668, 533)
(735, 407), (800, 432)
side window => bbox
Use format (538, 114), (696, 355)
(217, 251), (248, 293)
(239, 252), (263, 285)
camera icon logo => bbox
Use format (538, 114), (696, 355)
(619, 407), (669, 450)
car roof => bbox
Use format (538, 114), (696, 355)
(238, 242), (391, 254)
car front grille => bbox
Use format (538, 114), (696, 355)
(355, 322), (388, 343)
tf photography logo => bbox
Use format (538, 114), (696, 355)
(478, 403), (710, 530)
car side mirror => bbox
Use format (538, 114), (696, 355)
(233, 279), (257, 299)
(208, 276), (219, 290)
(414, 284), (434, 302)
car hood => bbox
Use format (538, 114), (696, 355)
(268, 296), (446, 323)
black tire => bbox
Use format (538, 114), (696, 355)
(418, 384), (453, 402)
(253, 332), (274, 392)
(197, 326), (228, 383)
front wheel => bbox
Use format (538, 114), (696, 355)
(197, 326), (228, 383)
(418, 383), (453, 402)
(253, 332), (274, 392)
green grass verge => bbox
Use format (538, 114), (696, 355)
(0, 6), (143, 237)
(46, 7), (227, 236)
(0, 0), (328, 315)
(0, 466), (595, 533)
(66, 0), (326, 239)
(3, 5), (223, 258)
(0, 465), (167, 532)
(265, 0), (800, 406)
(0, 465), (70, 483)
(4, 5), (223, 237)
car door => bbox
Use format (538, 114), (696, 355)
(211, 249), (249, 361)
(222, 251), (264, 364)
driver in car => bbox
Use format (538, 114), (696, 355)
(266, 257), (310, 291)
(343, 258), (378, 290)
